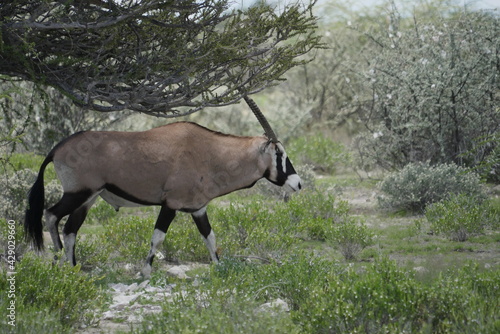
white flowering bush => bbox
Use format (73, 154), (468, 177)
(354, 9), (498, 171)
(378, 162), (485, 212)
(0, 169), (61, 258)
(0, 169), (62, 223)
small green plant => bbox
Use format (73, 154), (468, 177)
(425, 194), (492, 241)
(328, 218), (373, 260)
(86, 198), (118, 224)
(297, 259), (499, 333)
(100, 215), (156, 264)
(12, 252), (106, 328)
(285, 189), (351, 241)
(378, 162), (485, 212)
(162, 212), (214, 262)
(76, 234), (111, 268)
(136, 288), (300, 334)
(286, 133), (349, 173)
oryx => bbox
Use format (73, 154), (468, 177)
(24, 98), (301, 277)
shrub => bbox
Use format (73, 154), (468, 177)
(162, 212), (214, 262)
(286, 133), (349, 173)
(354, 9), (499, 171)
(425, 194), (496, 241)
(211, 201), (296, 260)
(0, 169), (61, 260)
(298, 259), (500, 333)
(328, 218), (373, 260)
(465, 133), (500, 184)
(0, 300), (71, 334)
(136, 287), (300, 334)
(86, 198), (118, 224)
(378, 162), (485, 212)
(11, 252), (105, 328)
(287, 189), (350, 222)
(100, 215), (156, 264)
(0, 169), (62, 223)
(76, 234), (111, 269)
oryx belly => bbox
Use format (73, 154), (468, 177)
(99, 189), (148, 210)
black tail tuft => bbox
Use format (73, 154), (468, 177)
(24, 154), (53, 250)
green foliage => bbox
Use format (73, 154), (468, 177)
(211, 200), (296, 260)
(162, 212), (214, 263)
(134, 255), (499, 334)
(4, 252), (106, 328)
(0, 293), (70, 334)
(425, 194), (498, 241)
(136, 288), (300, 334)
(0, 168), (61, 223)
(0, 81), (123, 154)
(86, 198), (118, 225)
(75, 234), (111, 269)
(298, 259), (499, 333)
(464, 133), (500, 184)
(157, 190), (353, 261)
(354, 9), (499, 171)
(285, 189), (350, 240)
(328, 218), (373, 260)
(378, 162), (485, 212)
(100, 216), (156, 264)
(287, 133), (349, 173)
(0, 1), (321, 116)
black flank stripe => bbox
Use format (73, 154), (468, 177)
(103, 183), (160, 206)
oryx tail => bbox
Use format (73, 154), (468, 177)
(24, 151), (54, 250)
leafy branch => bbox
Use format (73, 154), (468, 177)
(0, 0), (321, 117)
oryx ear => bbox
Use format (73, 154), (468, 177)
(259, 139), (273, 153)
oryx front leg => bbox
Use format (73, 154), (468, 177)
(192, 207), (219, 263)
(142, 206), (176, 278)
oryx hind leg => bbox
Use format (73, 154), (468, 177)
(45, 189), (95, 261)
(142, 205), (176, 279)
(63, 195), (98, 266)
(192, 207), (219, 263)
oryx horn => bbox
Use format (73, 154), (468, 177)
(243, 95), (279, 143)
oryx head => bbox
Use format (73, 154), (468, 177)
(263, 140), (302, 192)
(244, 96), (302, 192)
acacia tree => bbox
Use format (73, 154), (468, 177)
(0, 0), (321, 117)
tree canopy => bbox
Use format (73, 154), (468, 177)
(0, 0), (320, 117)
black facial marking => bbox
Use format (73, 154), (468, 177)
(285, 157), (297, 175)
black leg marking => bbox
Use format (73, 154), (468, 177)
(143, 206), (176, 277)
(154, 206), (176, 233)
(192, 208), (219, 262)
(63, 205), (91, 266)
(46, 190), (93, 253)
(192, 210), (212, 239)
(48, 190), (94, 219)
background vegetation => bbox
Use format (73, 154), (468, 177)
(1, 0), (498, 333)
